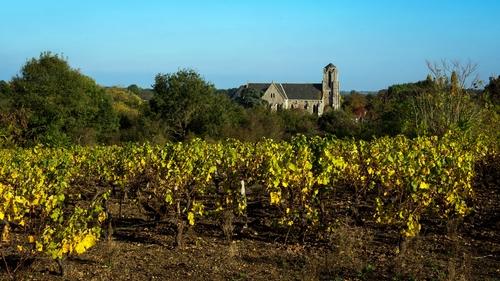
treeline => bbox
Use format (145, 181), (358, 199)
(0, 52), (499, 147)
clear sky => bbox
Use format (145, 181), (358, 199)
(1, 0), (499, 90)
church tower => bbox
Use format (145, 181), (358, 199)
(322, 63), (340, 110)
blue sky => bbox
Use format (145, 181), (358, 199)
(1, 0), (499, 90)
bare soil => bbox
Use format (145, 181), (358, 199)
(1, 175), (498, 281)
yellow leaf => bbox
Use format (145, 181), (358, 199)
(165, 192), (173, 204)
(270, 191), (281, 205)
(28, 235), (35, 243)
(419, 182), (430, 190)
(98, 212), (107, 223)
(61, 242), (71, 254)
(74, 234), (97, 254)
(36, 241), (43, 252)
(187, 212), (195, 226)
(1, 224), (10, 243)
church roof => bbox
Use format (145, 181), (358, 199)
(281, 83), (322, 100)
(243, 83), (322, 100)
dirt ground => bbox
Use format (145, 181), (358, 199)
(2, 176), (499, 281)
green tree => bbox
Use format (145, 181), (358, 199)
(106, 87), (148, 142)
(223, 106), (284, 141)
(342, 91), (368, 122)
(318, 109), (359, 138)
(0, 80), (28, 147)
(0, 80), (13, 110)
(190, 92), (244, 140)
(363, 78), (435, 137)
(408, 61), (483, 136)
(235, 87), (267, 108)
(278, 109), (319, 139)
(484, 75), (500, 108)
(10, 52), (118, 145)
(150, 69), (217, 140)
(127, 84), (141, 96)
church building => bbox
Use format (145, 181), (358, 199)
(236, 63), (340, 115)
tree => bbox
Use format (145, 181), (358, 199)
(408, 61), (482, 136)
(484, 75), (500, 107)
(127, 84), (141, 95)
(234, 87), (267, 108)
(342, 91), (368, 122)
(0, 80), (11, 94)
(106, 87), (148, 142)
(222, 106), (284, 141)
(366, 80), (434, 137)
(0, 80), (13, 110)
(278, 109), (319, 139)
(189, 92), (244, 140)
(149, 69), (217, 140)
(10, 52), (119, 145)
(0, 80), (28, 147)
(426, 59), (480, 90)
(318, 109), (359, 138)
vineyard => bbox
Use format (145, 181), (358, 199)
(0, 133), (498, 280)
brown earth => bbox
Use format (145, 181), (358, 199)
(1, 173), (498, 281)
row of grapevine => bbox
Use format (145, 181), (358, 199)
(0, 132), (495, 275)
(0, 146), (108, 275)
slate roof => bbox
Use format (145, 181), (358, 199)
(241, 83), (322, 101)
(281, 83), (322, 100)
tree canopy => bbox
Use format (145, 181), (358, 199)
(150, 69), (238, 140)
(9, 52), (118, 145)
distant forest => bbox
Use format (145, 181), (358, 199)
(0, 52), (499, 147)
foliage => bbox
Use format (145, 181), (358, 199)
(221, 106), (284, 141)
(150, 69), (220, 140)
(342, 91), (368, 121)
(234, 87), (267, 108)
(0, 81), (28, 147)
(370, 79), (434, 137)
(9, 52), (119, 146)
(127, 84), (154, 101)
(1, 54), (499, 150)
(189, 92), (244, 140)
(0, 146), (108, 276)
(318, 109), (360, 138)
(407, 71), (482, 137)
(105, 87), (148, 142)
(0, 132), (495, 277)
(278, 109), (319, 138)
(484, 75), (500, 110)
